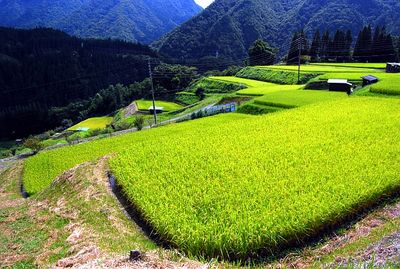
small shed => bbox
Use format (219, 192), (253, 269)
(148, 106), (164, 114)
(386, 63), (400, 73)
(362, 75), (379, 87)
(327, 79), (353, 92)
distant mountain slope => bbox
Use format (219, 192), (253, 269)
(153, 0), (400, 60)
(0, 0), (202, 44)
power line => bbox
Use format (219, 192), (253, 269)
(148, 58), (157, 125)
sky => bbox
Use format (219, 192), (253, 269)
(194, 0), (214, 8)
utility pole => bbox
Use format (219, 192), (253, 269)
(148, 58), (157, 126)
(297, 36), (302, 84)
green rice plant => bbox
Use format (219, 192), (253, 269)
(237, 102), (284, 115)
(23, 97), (400, 260)
(187, 77), (246, 94)
(309, 62), (386, 69)
(315, 73), (374, 81)
(236, 66), (319, 84)
(136, 100), (183, 112)
(370, 74), (400, 95)
(208, 76), (303, 96)
(68, 117), (113, 131)
(254, 90), (346, 108)
(175, 92), (200, 105)
(109, 97), (400, 259)
(263, 65), (382, 73)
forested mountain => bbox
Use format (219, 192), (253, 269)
(154, 0), (400, 60)
(0, 0), (202, 44)
(0, 27), (159, 138)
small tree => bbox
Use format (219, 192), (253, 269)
(23, 137), (44, 153)
(134, 115), (145, 131)
(248, 39), (276, 66)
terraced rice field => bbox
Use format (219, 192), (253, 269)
(236, 66), (318, 84)
(254, 90), (346, 108)
(311, 72), (400, 95)
(136, 100), (183, 111)
(209, 76), (303, 96)
(263, 65), (383, 73)
(309, 63), (386, 69)
(369, 74), (400, 95)
(23, 97), (400, 259)
(67, 117), (113, 131)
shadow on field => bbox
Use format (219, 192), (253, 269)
(108, 172), (174, 250)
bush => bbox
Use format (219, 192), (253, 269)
(113, 121), (133, 131)
(23, 137), (44, 153)
(134, 116), (145, 131)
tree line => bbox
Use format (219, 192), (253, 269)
(287, 25), (398, 64)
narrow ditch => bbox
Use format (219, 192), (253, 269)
(20, 182), (29, 198)
(107, 172), (173, 249)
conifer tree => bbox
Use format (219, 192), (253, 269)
(320, 31), (330, 61)
(309, 29), (321, 62)
(287, 30), (308, 64)
(353, 25), (372, 62)
(344, 30), (353, 61)
(287, 32), (300, 64)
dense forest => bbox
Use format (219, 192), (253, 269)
(0, 27), (159, 138)
(0, 0), (202, 44)
(287, 26), (398, 63)
(154, 0), (400, 60)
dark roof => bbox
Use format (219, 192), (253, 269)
(362, 75), (379, 81)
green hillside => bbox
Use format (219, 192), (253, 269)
(0, 0), (202, 43)
(154, 0), (400, 60)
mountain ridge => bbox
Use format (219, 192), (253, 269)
(0, 0), (202, 44)
(153, 0), (400, 60)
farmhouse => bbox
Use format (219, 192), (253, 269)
(386, 62), (400, 73)
(149, 106), (164, 114)
(362, 75), (379, 87)
(327, 79), (353, 92)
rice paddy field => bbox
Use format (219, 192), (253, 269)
(263, 65), (383, 73)
(311, 72), (400, 95)
(67, 116), (113, 131)
(136, 100), (183, 112)
(209, 76), (303, 96)
(236, 66), (318, 84)
(309, 63), (386, 69)
(187, 77), (246, 94)
(254, 90), (346, 108)
(369, 74), (400, 95)
(23, 96), (400, 259)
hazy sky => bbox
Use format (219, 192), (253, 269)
(195, 0), (214, 8)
